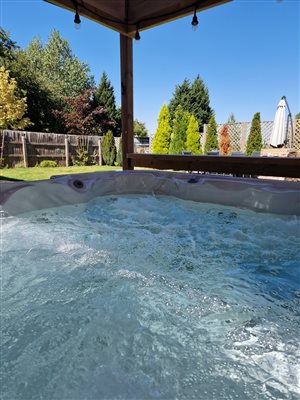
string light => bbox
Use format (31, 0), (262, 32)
(135, 25), (141, 41)
(191, 9), (198, 31)
(74, 4), (81, 29)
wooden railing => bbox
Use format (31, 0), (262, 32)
(127, 153), (300, 178)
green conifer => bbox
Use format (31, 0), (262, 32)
(168, 79), (191, 122)
(152, 104), (172, 154)
(116, 136), (122, 166)
(227, 113), (237, 124)
(168, 75), (213, 132)
(204, 116), (218, 154)
(101, 130), (116, 165)
(245, 112), (262, 156)
(95, 72), (120, 135)
(169, 106), (190, 154)
(186, 115), (201, 154)
(189, 75), (213, 132)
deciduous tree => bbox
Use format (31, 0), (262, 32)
(0, 66), (30, 129)
(219, 124), (231, 155)
(54, 89), (112, 136)
(134, 120), (148, 137)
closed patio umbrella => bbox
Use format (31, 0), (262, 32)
(270, 97), (286, 148)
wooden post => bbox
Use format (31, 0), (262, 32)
(241, 122), (248, 152)
(98, 138), (102, 166)
(65, 137), (69, 167)
(120, 34), (134, 170)
(21, 133), (28, 168)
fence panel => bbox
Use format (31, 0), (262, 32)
(202, 120), (299, 152)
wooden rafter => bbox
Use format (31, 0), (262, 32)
(45, 0), (231, 37)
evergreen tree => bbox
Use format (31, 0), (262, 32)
(168, 75), (213, 132)
(186, 115), (201, 154)
(152, 104), (172, 154)
(204, 116), (218, 154)
(219, 124), (231, 155)
(189, 75), (213, 131)
(227, 113), (237, 124)
(169, 106), (190, 154)
(0, 27), (18, 64)
(168, 79), (191, 122)
(0, 66), (30, 129)
(295, 112), (300, 119)
(227, 113), (240, 151)
(116, 136), (122, 166)
(245, 112), (262, 156)
(94, 72), (120, 136)
(101, 130), (116, 165)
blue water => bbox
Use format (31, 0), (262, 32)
(1, 195), (300, 400)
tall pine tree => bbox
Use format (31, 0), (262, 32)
(152, 104), (172, 154)
(94, 72), (120, 135)
(204, 116), (218, 154)
(168, 79), (191, 122)
(101, 130), (116, 165)
(186, 115), (201, 154)
(189, 75), (213, 132)
(245, 112), (262, 156)
(169, 106), (190, 154)
(168, 75), (213, 132)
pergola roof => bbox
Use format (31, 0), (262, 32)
(45, 0), (231, 37)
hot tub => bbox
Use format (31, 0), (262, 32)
(1, 171), (300, 400)
(1, 170), (300, 216)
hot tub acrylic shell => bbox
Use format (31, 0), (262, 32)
(1, 171), (300, 217)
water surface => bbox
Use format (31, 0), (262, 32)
(2, 195), (300, 399)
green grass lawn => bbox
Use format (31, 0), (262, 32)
(0, 165), (122, 181)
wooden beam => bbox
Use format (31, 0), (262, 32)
(21, 134), (28, 168)
(64, 137), (69, 167)
(120, 34), (134, 170)
(127, 153), (300, 178)
(127, 0), (231, 36)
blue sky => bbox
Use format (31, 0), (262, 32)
(1, 0), (299, 134)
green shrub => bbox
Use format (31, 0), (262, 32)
(204, 116), (218, 154)
(246, 112), (262, 156)
(152, 104), (172, 154)
(40, 160), (58, 168)
(116, 136), (122, 166)
(101, 130), (116, 166)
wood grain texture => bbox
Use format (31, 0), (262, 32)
(45, 0), (231, 36)
(120, 35), (134, 170)
(127, 153), (300, 178)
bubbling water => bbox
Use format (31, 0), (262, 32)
(1, 195), (300, 400)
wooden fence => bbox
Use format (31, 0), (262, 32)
(0, 130), (121, 168)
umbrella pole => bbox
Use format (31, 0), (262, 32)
(283, 96), (294, 148)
